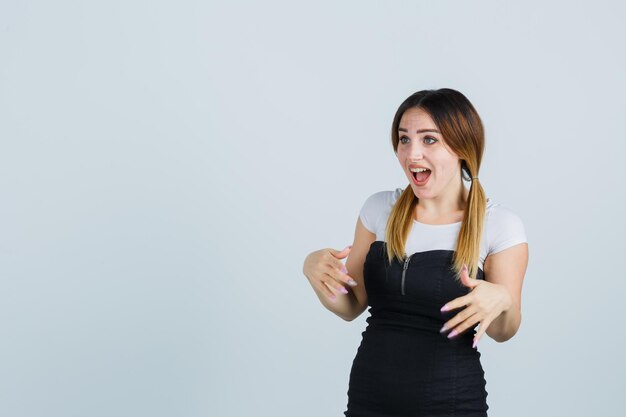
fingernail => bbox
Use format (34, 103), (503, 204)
(463, 264), (468, 272)
(440, 305), (449, 312)
(439, 325), (448, 333)
(472, 338), (478, 349)
(341, 267), (347, 274)
(328, 294), (336, 302)
(447, 330), (458, 339)
(340, 287), (348, 294)
(347, 279), (357, 286)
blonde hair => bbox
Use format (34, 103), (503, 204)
(383, 88), (487, 282)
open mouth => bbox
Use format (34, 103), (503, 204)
(411, 169), (431, 184)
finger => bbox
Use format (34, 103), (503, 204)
(473, 317), (494, 348)
(446, 312), (481, 339)
(323, 272), (350, 295)
(440, 304), (477, 333)
(460, 263), (480, 289)
(440, 293), (472, 312)
(328, 245), (353, 259)
(318, 280), (337, 302)
(326, 261), (358, 287)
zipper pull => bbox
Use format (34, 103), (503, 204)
(401, 255), (411, 295)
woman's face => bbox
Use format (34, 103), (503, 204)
(396, 107), (463, 200)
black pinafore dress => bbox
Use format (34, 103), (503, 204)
(344, 241), (489, 417)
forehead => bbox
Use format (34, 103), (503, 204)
(399, 107), (438, 130)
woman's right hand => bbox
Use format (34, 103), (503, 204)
(303, 246), (358, 302)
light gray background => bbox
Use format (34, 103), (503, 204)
(1, 1), (624, 416)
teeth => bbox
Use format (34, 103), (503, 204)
(410, 167), (429, 173)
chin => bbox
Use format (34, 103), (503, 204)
(409, 184), (433, 199)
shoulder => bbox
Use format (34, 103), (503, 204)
(358, 188), (403, 234)
(486, 199), (524, 226)
(361, 188), (402, 209)
(485, 199), (528, 256)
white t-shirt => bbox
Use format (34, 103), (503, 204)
(358, 187), (528, 270)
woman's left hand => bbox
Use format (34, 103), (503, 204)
(439, 264), (513, 348)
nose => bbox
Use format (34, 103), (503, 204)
(406, 139), (425, 160)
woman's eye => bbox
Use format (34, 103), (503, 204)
(400, 136), (437, 145)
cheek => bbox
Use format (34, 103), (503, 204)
(437, 155), (459, 171)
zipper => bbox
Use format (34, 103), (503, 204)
(401, 255), (412, 295)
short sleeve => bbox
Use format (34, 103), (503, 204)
(487, 205), (528, 255)
(358, 191), (388, 235)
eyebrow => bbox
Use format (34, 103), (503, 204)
(398, 128), (441, 134)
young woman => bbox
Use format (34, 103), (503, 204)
(302, 88), (529, 416)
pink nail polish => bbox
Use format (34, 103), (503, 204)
(472, 338), (478, 349)
(340, 287), (348, 294)
(447, 330), (458, 339)
(341, 267), (347, 274)
(440, 305), (449, 312)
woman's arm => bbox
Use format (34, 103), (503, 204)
(307, 277), (364, 321)
(342, 217), (374, 319)
(303, 217), (373, 321)
(483, 242), (529, 342)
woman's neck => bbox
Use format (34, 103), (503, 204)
(415, 185), (469, 221)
